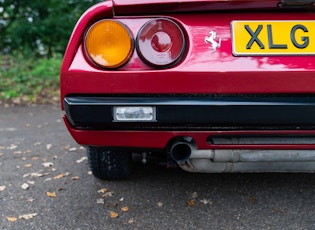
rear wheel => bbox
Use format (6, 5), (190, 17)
(87, 147), (133, 180)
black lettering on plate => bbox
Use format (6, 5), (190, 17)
(245, 25), (265, 49)
(267, 25), (287, 49)
(291, 24), (309, 49)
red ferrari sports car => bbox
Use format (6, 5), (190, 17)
(60, 0), (315, 180)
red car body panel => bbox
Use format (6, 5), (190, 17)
(113, 0), (281, 14)
(61, 0), (315, 153)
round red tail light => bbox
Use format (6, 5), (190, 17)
(136, 18), (185, 68)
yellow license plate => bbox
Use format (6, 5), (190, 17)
(232, 20), (315, 55)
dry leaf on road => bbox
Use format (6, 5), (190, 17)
(191, 192), (198, 199)
(7, 144), (18, 150)
(157, 202), (163, 207)
(21, 183), (29, 190)
(102, 191), (114, 198)
(97, 188), (109, 194)
(76, 157), (87, 163)
(109, 211), (119, 218)
(96, 198), (105, 204)
(128, 218), (134, 224)
(0, 186), (6, 191)
(53, 172), (70, 179)
(42, 162), (54, 168)
(46, 192), (57, 198)
(200, 199), (212, 205)
(6, 217), (18, 222)
(19, 213), (38, 220)
(187, 199), (195, 206)
(121, 207), (129, 212)
(249, 196), (257, 203)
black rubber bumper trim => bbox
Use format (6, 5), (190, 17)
(64, 96), (315, 130)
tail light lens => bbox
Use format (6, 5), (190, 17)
(136, 18), (186, 68)
(84, 20), (134, 69)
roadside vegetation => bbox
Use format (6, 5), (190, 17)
(0, 0), (101, 105)
(0, 55), (61, 105)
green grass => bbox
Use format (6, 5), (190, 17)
(0, 55), (61, 105)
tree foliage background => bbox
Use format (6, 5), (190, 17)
(0, 0), (101, 57)
(0, 0), (101, 104)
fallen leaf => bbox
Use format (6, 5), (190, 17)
(24, 164), (32, 168)
(25, 123), (30, 128)
(63, 145), (70, 150)
(187, 199), (195, 206)
(54, 172), (71, 179)
(76, 157), (87, 163)
(191, 192), (198, 199)
(109, 211), (119, 218)
(71, 176), (80, 180)
(157, 202), (163, 207)
(121, 206), (129, 212)
(7, 144), (18, 150)
(21, 183), (29, 190)
(249, 196), (256, 203)
(30, 172), (49, 177)
(34, 142), (41, 146)
(27, 181), (35, 185)
(128, 218), (134, 224)
(19, 213), (37, 220)
(88, 171), (92, 175)
(98, 188), (109, 194)
(0, 153), (3, 157)
(97, 198), (105, 204)
(119, 197), (124, 202)
(25, 150), (33, 153)
(46, 144), (52, 150)
(102, 191), (114, 198)
(0, 186), (6, 191)
(27, 198), (35, 202)
(68, 147), (77, 152)
(13, 151), (22, 155)
(7, 217), (18, 222)
(200, 199), (212, 205)
(54, 174), (65, 180)
(0, 146), (4, 150)
(46, 192), (57, 198)
(42, 162), (54, 168)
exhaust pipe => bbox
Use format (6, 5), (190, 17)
(170, 142), (192, 164)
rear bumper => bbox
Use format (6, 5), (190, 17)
(64, 95), (315, 130)
(63, 95), (315, 150)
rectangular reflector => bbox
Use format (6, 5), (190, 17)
(114, 106), (156, 122)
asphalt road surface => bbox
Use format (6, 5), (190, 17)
(1, 104), (315, 230)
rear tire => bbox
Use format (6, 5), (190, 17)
(87, 147), (133, 180)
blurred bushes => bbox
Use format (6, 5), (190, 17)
(0, 55), (61, 104)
